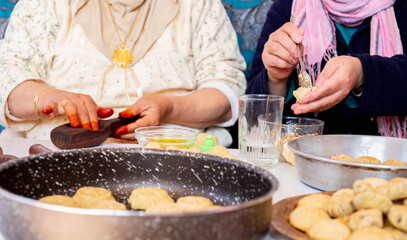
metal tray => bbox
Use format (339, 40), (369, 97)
(288, 135), (407, 191)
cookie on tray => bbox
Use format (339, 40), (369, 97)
(297, 193), (332, 209)
(289, 205), (330, 232)
(332, 188), (355, 201)
(307, 219), (350, 240)
(382, 159), (406, 166)
(348, 226), (393, 240)
(353, 191), (392, 214)
(208, 145), (229, 157)
(383, 226), (407, 240)
(325, 195), (355, 218)
(353, 177), (388, 195)
(331, 154), (355, 162)
(348, 208), (383, 231)
(387, 205), (407, 232)
(354, 156), (381, 164)
(376, 177), (407, 201)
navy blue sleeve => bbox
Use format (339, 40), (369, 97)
(354, 0), (407, 116)
(245, 0), (293, 94)
(356, 54), (407, 115)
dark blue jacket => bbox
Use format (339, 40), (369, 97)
(247, 0), (407, 135)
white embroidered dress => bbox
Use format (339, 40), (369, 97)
(0, 0), (246, 141)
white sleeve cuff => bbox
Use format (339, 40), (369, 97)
(197, 82), (238, 127)
(5, 101), (25, 122)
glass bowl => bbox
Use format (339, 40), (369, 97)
(134, 126), (198, 149)
(279, 117), (325, 164)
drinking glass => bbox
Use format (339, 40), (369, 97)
(238, 94), (284, 169)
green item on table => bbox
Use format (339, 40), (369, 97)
(199, 136), (216, 152)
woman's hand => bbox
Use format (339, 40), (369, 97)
(262, 22), (304, 96)
(114, 95), (172, 139)
(39, 88), (113, 130)
(291, 56), (364, 114)
(7, 80), (114, 130)
(114, 88), (232, 140)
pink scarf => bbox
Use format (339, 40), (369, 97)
(292, 0), (406, 138)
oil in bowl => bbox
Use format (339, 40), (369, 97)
(135, 126), (198, 149)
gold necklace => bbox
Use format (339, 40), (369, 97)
(106, 1), (140, 68)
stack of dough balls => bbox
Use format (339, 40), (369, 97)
(39, 186), (126, 210)
(288, 177), (407, 240)
(331, 153), (406, 166)
(128, 187), (217, 213)
(144, 133), (237, 160)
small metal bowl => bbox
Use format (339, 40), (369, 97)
(288, 135), (407, 191)
(135, 126), (198, 149)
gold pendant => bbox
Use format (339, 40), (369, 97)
(112, 46), (133, 68)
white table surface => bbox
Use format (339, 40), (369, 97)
(0, 134), (321, 240)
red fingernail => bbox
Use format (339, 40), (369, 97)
(119, 109), (134, 118)
(68, 114), (80, 128)
(42, 106), (53, 115)
(81, 123), (91, 129)
(115, 126), (128, 135)
(91, 121), (99, 131)
(97, 107), (114, 118)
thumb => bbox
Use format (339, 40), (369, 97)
(315, 60), (339, 87)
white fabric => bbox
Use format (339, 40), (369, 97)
(0, 0), (246, 140)
(198, 82), (239, 128)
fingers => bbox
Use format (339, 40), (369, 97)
(61, 100), (81, 128)
(57, 95), (99, 130)
(313, 62), (340, 88)
(262, 22), (304, 81)
(291, 57), (357, 114)
(292, 90), (346, 114)
(263, 52), (295, 70)
(115, 99), (161, 137)
(40, 89), (110, 131)
(114, 115), (158, 137)
(119, 133), (136, 140)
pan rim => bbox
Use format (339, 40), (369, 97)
(288, 134), (407, 169)
(0, 147), (278, 217)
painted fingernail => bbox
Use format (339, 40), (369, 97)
(42, 106), (53, 115)
(97, 107), (114, 118)
(119, 109), (134, 118)
(68, 114), (80, 128)
(91, 121), (99, 131)
(81, 122), (91, 129)
(115, 126), (128, 136)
